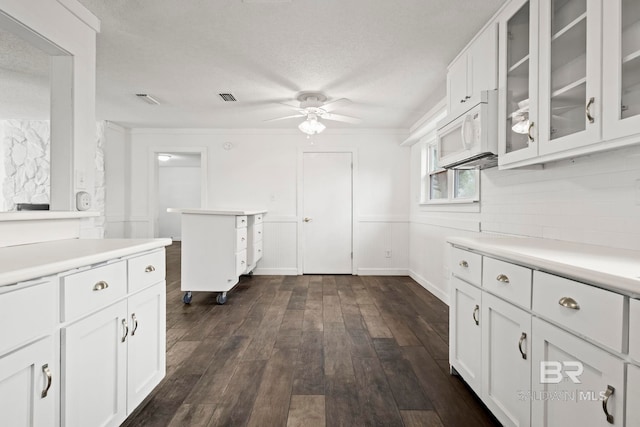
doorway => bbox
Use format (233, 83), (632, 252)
(151, 148), (207, 239)
(302, 152), (353, 274)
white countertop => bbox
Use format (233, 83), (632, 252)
(0, 238), (172, 287)
(167, 208), (267, 216)
(448, 235), (640, 297)
(0, 211), (99, 221)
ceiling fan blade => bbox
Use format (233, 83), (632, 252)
(263, 114), (306, 122)
(320, 98), (351, 113)
(322, 112), (362, 124)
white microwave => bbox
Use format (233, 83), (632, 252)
(437, 90), (498, 169)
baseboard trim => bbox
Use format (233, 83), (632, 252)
(253, 268), (298, 276)
(357, 268), (409, 276)
(408, 270), (450, 305)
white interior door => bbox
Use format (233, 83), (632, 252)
(302, 152), (352, 274)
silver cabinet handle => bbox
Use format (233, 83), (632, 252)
(242, 219), (246, 223)
(586, 97), (595, 124)
(558, 297), (580, 310)
(496, 274), (510, 283)
(93, 281), (109, 291)
(602, 385), (614, 424)
(303, 217), (312, 222)
(459, 260), (469, 268)
(121, 318), (129, 343)
(144, 265), (155, 273)
(473, 304), (479, 326)
(518, 332), (527, 360)
(241, 237), (246, 242)
(528, 121), (535, 142)
(41, 364), (52, 398)
(131, 313), (138, 336)
(241, 260), (245, 265)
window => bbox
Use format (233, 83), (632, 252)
(420, 139), (479, 204)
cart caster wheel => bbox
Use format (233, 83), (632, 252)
(182, 292), (192, 304)
(216, 293), (227, 305)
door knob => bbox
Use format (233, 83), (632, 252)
(303, 217), (312, 222)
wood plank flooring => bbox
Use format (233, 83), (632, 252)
(122, 242), (499, 427)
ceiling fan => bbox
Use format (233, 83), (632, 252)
(265, 92), (362, 135)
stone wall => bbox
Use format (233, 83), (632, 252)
(1, 120), (50, 211)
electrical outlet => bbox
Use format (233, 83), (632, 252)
(385, 250), (392, 258)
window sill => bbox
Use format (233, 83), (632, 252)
(420, 198), (479, 206)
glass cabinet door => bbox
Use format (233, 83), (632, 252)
(538, 0), (601, 154)
(603, 0), (640, 140)
(621, 0), (640, 121)
(498, 0), (539, 166)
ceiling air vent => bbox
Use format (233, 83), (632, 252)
(136, 93), (160, 105)
(219, 93), (237, 102)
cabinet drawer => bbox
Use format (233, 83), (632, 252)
(532, 271), (624, 352)
(482, 257), (532, 308)
(252, 223), (263, 243)
(128, 249), (166, 294)
(236, 250), (247, 276)
(253, 213), (264, 224)
(250, 240), (263, 265)
(236, 227), (248, 251)
(630, 299), (640, 362)
(61, 262), (127, 322)
(0, 279), (54, 355)
(235, 216), (247, 228)
(451, 247), (482, 286)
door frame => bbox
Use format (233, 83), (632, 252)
(297, 148), (358, 275)
(147, 146), (208, 238)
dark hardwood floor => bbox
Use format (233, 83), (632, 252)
(122, 242), (499, 427)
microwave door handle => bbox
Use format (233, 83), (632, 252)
(460, 114), (473, 150)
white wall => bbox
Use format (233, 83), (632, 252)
(409, 139), (640, 304)
(125, 129), (410, 275)
(157, 165), (201, 240)
(104, 122), (128, 237)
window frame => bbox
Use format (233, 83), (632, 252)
(420, 138), (480, 205)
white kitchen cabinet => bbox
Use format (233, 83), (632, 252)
(538, 0), (602, 154)
(531, 317), (624, 426)
(498, 0), (540, 166)
(449, 276), (483, 395)
(481, 292), (531, 427)
(626, 364), (640, 427)
(0, 337), (55, 427)
(447, 23), (498, 119)
(245, 213), (264, 273)
(62, 300), (128, 427)
(603, 0), (640, 141)
(127, 282), (166, 411)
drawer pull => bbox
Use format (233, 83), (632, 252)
(258, 231), (262, 234)
(258, 249), (262, 253)
(121, 318), (129, 343)
(93, 281), (109, 291)
(496, 274), (510, 284)
(242, 237), (246, 242)
(473, 304), (479, 326)
(241, 260), (245, 265)
(518, 332), (527, 360)
(41, 364), (52, 398)
(558, 297), (580, 310)
(131, 313), (138, 336)
(459, 260), (469, 268)
(586, 96), (595, 124)
(242, 219), (246, 223)
(602, 385), (614, 424)
(144, 265), (156, 273)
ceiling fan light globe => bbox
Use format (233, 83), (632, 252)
(298, 118), (326, 135)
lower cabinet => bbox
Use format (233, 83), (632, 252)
(531, 318), (624, 427)
(481, 293), (531, 427)
(63, 282), (166, 427)
(627, 364), (640, 427)
(0, 336), (55, 427)
(450, 277), (482, 394)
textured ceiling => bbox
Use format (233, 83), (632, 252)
(3, 0), (506, 130)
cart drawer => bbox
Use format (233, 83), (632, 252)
(236, 227), (248, 251)
(236, 216), (247, 228)
(253, 213), (264, 224)
(236, 250), (247, 276)
(252, 223), (263, 243)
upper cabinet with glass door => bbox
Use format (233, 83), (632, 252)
(498, 0), (540, 166)
(603, 0), (640, 140)
(538, 0), (602, 155)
